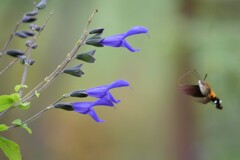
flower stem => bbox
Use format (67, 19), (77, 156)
(0, 59), (18, 76)
(22, 9), (98, 103)
(19, 48), (32, 97)
(8, 94), (67, 129)
(0, 12), (53, 76)
(0, 20), (21, 57)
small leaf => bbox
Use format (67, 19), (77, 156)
(21, 124), (32, 134)
(15, 84), (28, 92)
(12, 119), (22, 126)
(6, 50), (24, 58)
(0, 93), (20, 112)
(35, 90), (40, 98)
(19, 102), (30, 110)
(0, 137), (21, 160)
(12, 119), (32, 134)
(0, 124), (8, 132)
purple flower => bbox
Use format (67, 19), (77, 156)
(57, 80), (130, 122)
(85, 80), (130, 103)
(100, 26), (148, 52)
(72, 98), (114, 122)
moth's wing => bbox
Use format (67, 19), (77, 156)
(178, 85), (205, 97)
(195, 97), (210, 104)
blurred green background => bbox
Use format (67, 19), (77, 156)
(1, 0), (240, 160)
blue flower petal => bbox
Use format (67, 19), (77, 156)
(100, 34), (125, 47)
(107, 80), (130, 90)
(124, 26), (148, 38)
(86, 80), (130, 99)
(71, 98), (115, 122)
(88, 108), (104, 122)
(86, 86), (107, 98)
(105, 92), (120, 104)
(72, 102), (93, 114)
(94, 98), (114, 107)
(99, 26), (148, 52)
(122, 40), (139, 52)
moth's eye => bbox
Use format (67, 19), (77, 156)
(214, 100), (218, 104)
(220, 100), (222, 103)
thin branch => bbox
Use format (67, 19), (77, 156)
(8, 94), (67, 129)
(8, 106), (51, 130)
(0, 11), (53, 76)
(19, 47), (32, 97)
(0, 21), (21, 57)
(22, 9), (98, 103)
(0, 59), (18, 76)
(0, 12), (54, 118)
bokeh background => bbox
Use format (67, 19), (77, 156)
(1, 0), (240, 160)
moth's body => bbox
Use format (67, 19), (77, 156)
(178, 70), (223, 110)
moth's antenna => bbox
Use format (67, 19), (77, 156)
(203, 74), (208, 80)
(192, 69), (202, 80)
